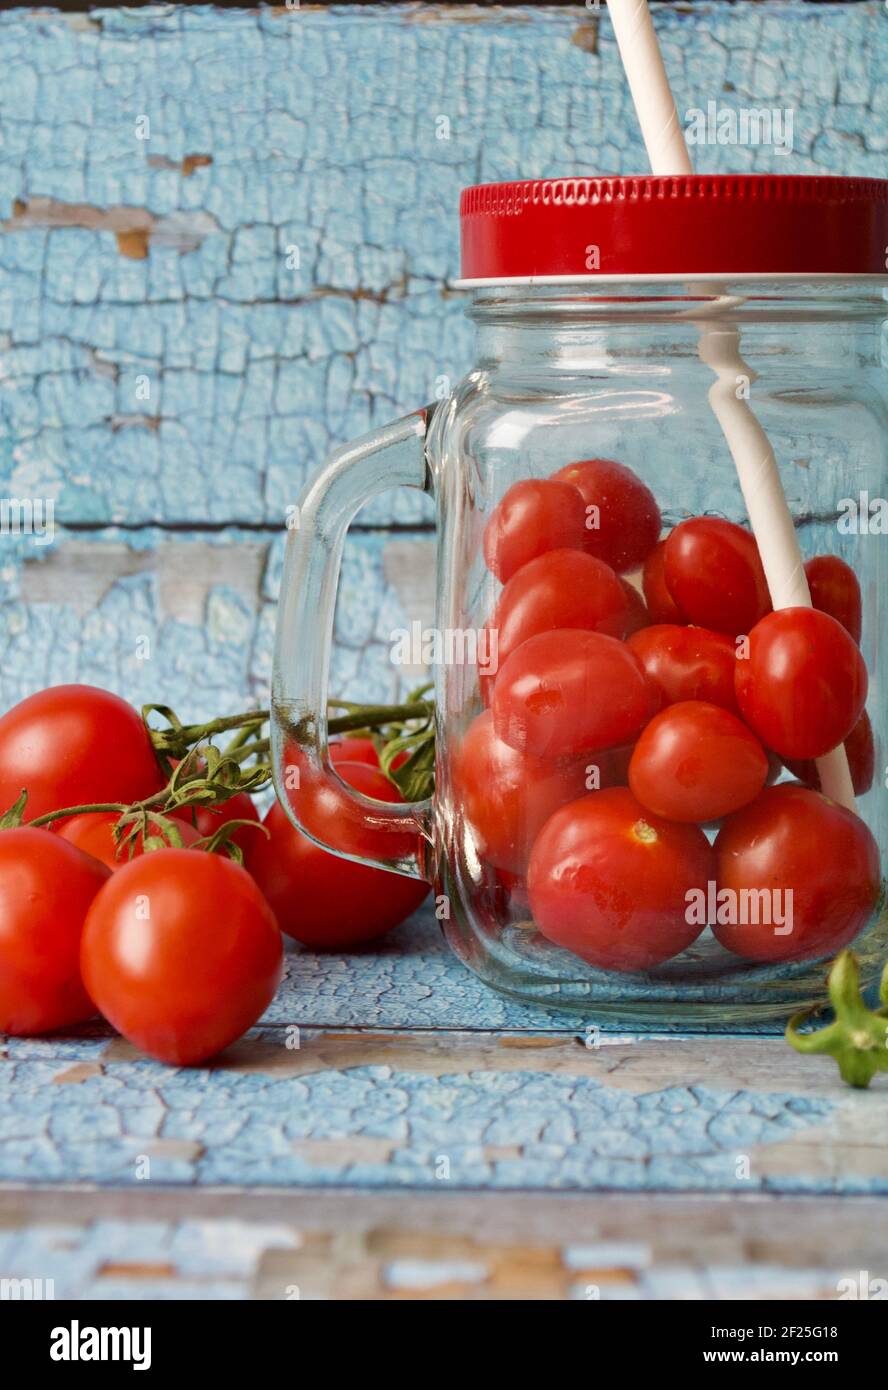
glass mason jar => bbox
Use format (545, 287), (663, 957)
(273, 176), (888, 1026)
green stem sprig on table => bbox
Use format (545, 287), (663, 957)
(786, 949), (888, 1088)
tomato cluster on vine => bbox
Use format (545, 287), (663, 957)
(0, 686), (427, 1063)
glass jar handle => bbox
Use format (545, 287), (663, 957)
(271, 408), (436, 882)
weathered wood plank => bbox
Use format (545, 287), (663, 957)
(0, 3), (883, 527)
(3, 1024), (884, 1193)
(1, 1184), (887, 1299)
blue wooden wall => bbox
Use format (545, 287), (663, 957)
(0, 3), (885, 719)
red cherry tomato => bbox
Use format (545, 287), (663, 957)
(627, 623), (740, 713)
(81, 848), (283, 1064)
(629, 700), (768, 823)
(642, 540), (683, 624)
(483, 478), (587, 583)
(492, 629), (658, 759)
(805, 554), (862, 644)
(452, 710), (592, 875)
(248, 761), (429, 949)
(528, 787), (713, 972)
(552, 458), (661, 573)
(330, 737), (379, 767)
(664, 518), (771, 635)
(619, 579), (649, 636)
(714, 783), (880, 963)
(735, 607), (868, 760)
(329, 738), (408, 772)
(60, 811), (202, 872)
(783, 709), (876, 797)
(0, 828), (110, 1035)
(491, 548), (630, 673)
(0, 684), (163, 823)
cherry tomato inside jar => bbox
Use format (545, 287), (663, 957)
(642, 540), (683, 625)
(627, 623), (740, 713)
(527, 787), (714, 972)
(492, 547), (631, 669)
(735, 607), (868, 761)
(714, 783), (880, 963)
(628, 700), (769, 824)
(483, 478), (587, 583)
(784, 709), (875, 797)
(664, 517), (770, 635)
(552, 458), (661, 573)
(453, 709), (592, 875)
(805, 554), (862, 644)
(492, 628), (659, 759)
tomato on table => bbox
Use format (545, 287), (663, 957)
(627, 623), (739, 713)
(483, 478), (587, 582)
(491, 547), (631, 671)
(60, 810), (202, 871)
(664, 517), (771, 634)
(805, 554), (862, 644)
(528, 787), (714, 972)
(784, 709), (876, 797)
(492, 628), (659, 759)
(628, 700), (768, 823)
(0, 684), (163, 823)
(552, 458), (661, 573)
(81, 848), (283, 1065)
(714, 783), (880, 963)
(248, 760), (429, 949)
(452, 710), (592, 875)
(735, 607), (868, 760)
(0, 828), (110, 1035)
(642, 540), (683, 624)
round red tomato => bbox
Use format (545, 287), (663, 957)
(805, 554), (862, 644)
(0, 685), (164, 823)
(0, 828), (110, 1035)
(627, 624), (739, 713)
(492, 628), (658, 759)
(528, 787), (713, 972)
(552, 458), (661, 573)
(735, 607), (867, 760)
(182, 791), (261, 855)
(248, 761), (429, 949)
(483, 478), (586, 582)
(330, 737), (379, 767)
(81, 848), (283, 1065)
(452, 710), (591, 875)
(491, 548), (630, 671)
(664, 518), (770, 635)
(642, 540), (683, 624)
(714, 783), (880, 962)
(783, 709), (875, 797)
(60, 811), (202, 871)
(629, 700), (768, 823)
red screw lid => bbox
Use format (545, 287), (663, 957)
(459, 175), (888, 283)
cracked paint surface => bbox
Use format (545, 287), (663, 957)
(0, 4), (884, 527)
(0, 1029), (837, 1191)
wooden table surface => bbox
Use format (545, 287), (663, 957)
(2, 904), (887, 1300)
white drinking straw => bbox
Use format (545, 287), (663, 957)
(607, 0), (856, 808)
